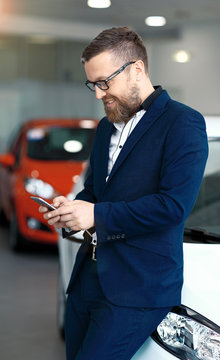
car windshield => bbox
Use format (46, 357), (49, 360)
(26, 126), (96, 161)
(185, 138), (220, 237)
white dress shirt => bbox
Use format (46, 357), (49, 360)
(90, 110), (146, 246)
(107, 109), (146, 181)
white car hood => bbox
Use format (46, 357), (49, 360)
(181, 242), (220, 325)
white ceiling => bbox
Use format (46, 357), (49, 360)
(1, 0), (220, 41)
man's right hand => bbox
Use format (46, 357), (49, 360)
(39, 195), (68, 228)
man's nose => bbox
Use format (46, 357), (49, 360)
(95, 86), (106, 100)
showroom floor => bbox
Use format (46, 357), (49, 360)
(0, 225), (65, 360)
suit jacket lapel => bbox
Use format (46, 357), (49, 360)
(98, 120), (115, 192)
(105, 91), (170, 185)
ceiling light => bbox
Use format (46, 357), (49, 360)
(172, 50), (191, 63)
(145, 16), (166, 27)
(87, 0), (111, 8)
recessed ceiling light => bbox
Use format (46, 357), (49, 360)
(172, 50), (191, 63)
(145, 16), (166, 27)
(87, 0), (111, 8)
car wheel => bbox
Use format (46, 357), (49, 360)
(9, 211), (24, 252)
(57, 267), (66, 340)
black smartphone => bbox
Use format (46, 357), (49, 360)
(30, 196), (56, 211)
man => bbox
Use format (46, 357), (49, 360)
(40, 27), (208, 360)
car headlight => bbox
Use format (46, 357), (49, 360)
(152, 305), (220, 360)
(25, 178), (54, 199)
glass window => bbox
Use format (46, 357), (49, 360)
(185, 139), (220, 236)
(27, 126), (95, 161)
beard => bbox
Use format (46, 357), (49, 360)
(103, 85), (141, 124)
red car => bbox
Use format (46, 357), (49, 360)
(0, 118), (97, 251)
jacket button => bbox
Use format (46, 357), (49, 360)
(107, 236), (111, 240)
(112, 235), (116, 240)
(116, 235), (121, 239)
(121, 234), (125, 239)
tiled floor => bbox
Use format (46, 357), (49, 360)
(0, 225), (65, 360)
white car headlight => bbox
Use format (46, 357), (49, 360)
(152, 306), (220, 360)
(25, 178), (54, 199)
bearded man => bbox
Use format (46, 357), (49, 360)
(41, 27), (208, 360)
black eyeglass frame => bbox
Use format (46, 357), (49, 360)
(85, 61), (136, 92)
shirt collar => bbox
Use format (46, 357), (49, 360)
(113, 110), (146, 132)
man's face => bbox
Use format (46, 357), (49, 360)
(84, 51), (141, 123)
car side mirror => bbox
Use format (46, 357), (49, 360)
(0, 153), (16, 168)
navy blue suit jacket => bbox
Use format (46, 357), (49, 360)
(67, 90), (208, 308)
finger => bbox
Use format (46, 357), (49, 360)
(53, 221), (66, 229)
(44, 209), (61, 219)
(39, 206), (48, 213)
(65, 220), (81, 231)
(60, 214), (74, 223)
(53, 196), (68, 208)
(48, 215), (61, 226)
(45, 204), (75, 219)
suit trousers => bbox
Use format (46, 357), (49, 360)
(65, 254), (171, 360)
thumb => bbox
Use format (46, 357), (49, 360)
(53, 196), (67, 208)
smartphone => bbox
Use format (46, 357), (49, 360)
(30, 196), (56, 211)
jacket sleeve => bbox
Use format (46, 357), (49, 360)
(74, 118), (101, 204)
(75, 161), (97, 203)
(94, 112), (208, 242)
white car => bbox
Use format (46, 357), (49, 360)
(57, 122), (220, 360)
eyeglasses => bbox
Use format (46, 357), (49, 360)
(85, 61), (135, 92)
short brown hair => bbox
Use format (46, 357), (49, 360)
(81, 26), (148, 73)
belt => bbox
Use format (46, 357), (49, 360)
(83, 227), (97, 261)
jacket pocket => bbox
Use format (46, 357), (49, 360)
(126, 237), (172, 257)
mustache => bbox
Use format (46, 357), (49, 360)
(102, 96), (117, 105)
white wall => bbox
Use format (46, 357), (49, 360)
(0, 22), (220, 152)
(0, 80), (104, 152)
(148, 22), (220, 115)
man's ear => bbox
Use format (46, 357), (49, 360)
(134, 60), (145, 81)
